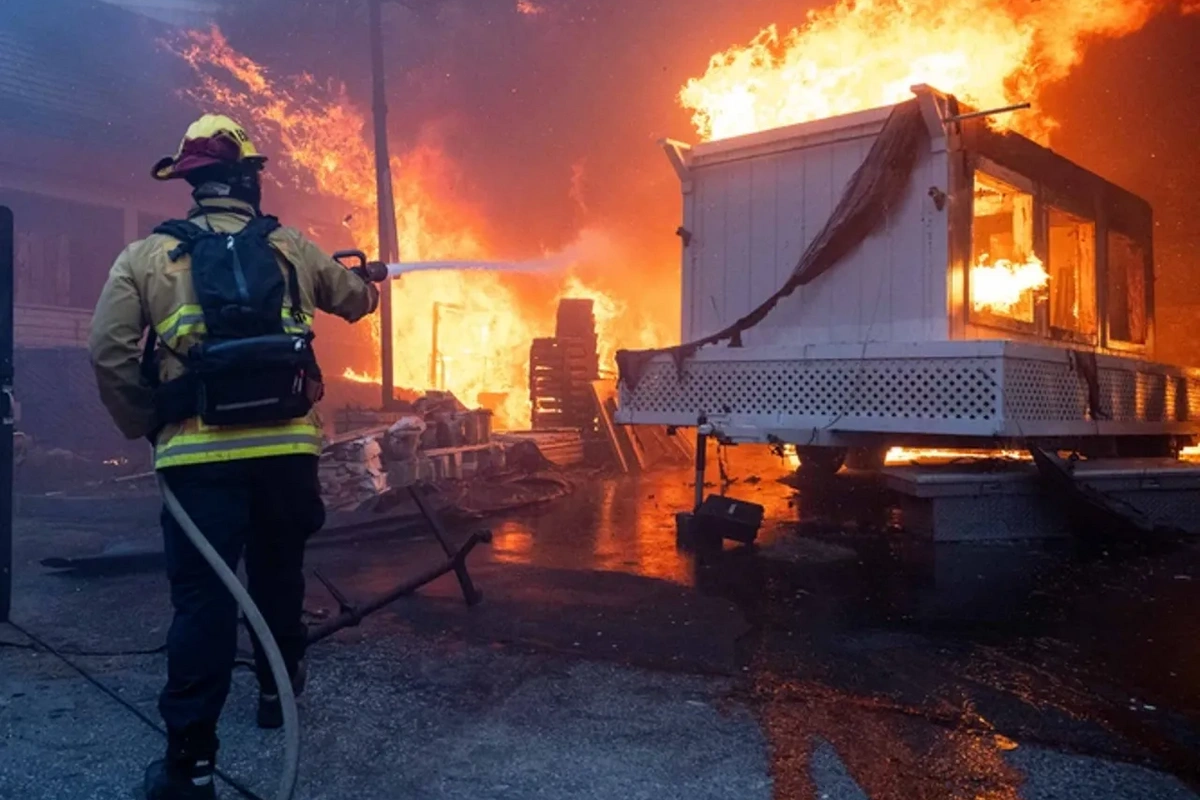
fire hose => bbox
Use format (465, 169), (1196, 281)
(159, 474), (299, 800)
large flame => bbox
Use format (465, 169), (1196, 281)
(169, 28), (669, 427)
(680, 0), (1180, 142)
(970, 253), (1049, 316)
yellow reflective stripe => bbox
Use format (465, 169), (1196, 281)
(155, 422), (323, 468)
(154, 306), (312, 347)
(165, 421), (320, 447)
(155, 304), (203, 336)
(283, 307), (311, 334)
(155, 440), (322, 468)
(155, 304), (206, 348)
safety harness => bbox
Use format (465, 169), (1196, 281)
(143, 209), (324, 428)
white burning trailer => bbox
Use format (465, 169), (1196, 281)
(616, 85), (1200, 478)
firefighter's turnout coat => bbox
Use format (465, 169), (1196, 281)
(89, 198), (378, 468)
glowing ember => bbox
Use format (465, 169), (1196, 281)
(167, 28), (670, 428)
(884, 447), (1029, 464)
(516, 0), (545, 15)
(970, 253), (1049, 315)
(342, 368), (379, 385)
(785, 446), (1030, 468)
(680, 1), (1178, 142)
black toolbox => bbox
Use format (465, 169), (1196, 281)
(693, 495), (764, 544)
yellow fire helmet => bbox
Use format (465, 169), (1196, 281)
(152, 114), (268, 181)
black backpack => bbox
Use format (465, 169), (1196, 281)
(144, 213), (323, 427)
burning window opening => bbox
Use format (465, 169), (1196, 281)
(971, 254), (1048, 319)
(1107, 232), (1149, 345)
(970, 173), (1042, 321)
(1048, 207), (1098, 336)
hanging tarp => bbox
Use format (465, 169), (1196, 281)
(617, 99), (928, 390)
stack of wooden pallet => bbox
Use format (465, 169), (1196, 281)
(529, 299), (600, 432)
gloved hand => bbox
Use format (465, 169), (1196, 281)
(350, 261), (389, 283)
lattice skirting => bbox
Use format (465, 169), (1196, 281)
(615, 342), (1200, 442)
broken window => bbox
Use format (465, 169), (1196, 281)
(1047, 207), (1097, 336)
(970, 172), (1041, 324)
(1107, 231), (1148, 345)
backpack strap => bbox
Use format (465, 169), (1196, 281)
(243, 217), (305, 325)
(152, 219), (207, 262)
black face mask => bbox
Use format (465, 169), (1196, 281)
(188, 167), (263, 212)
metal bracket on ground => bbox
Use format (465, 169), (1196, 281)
(306, 485), (491, 645)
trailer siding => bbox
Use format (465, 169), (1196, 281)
(681, 122), (950, 347)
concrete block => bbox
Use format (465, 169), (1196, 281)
(885, 459), (1200, 542)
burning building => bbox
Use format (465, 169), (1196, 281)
(0, 0), (203, 471)
(617, 86), (1196, 468)
(615, 0), (1200, 473)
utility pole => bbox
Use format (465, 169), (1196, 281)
(368, 0), (399, 409)
(0, 206), (12, 621)
(429, 301), (440, 389)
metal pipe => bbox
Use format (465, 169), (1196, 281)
(693, 416), (709, 513)
(305, 530), (490, 645)
(368, 0), (399, 410)
(407, 485), (483, 605)
(944, 102), (1031, 123)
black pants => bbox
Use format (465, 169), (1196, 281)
(157, 454), (325, 735)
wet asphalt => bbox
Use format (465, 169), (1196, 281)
(2, 447), (1199, 799)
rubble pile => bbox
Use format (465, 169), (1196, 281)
(320, 434), (389, 509)
(320, 391), (502, 511)
(320, 417), (427, 510)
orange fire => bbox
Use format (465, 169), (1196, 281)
(786, 447), (1030, 469)
(169, 28), (671, 428)
(884, 447), (1029, 464)
(680, 0), (1179, 142)
(970, 253), (1049, 316)
(342, 368), (379, 385)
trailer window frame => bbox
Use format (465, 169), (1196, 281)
(966, 159), (1042, 338)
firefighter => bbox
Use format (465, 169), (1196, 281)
(89, 114), (383, 799)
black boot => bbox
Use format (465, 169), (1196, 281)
(257, 659), (306, 730)
(144, 727), (218, 799)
